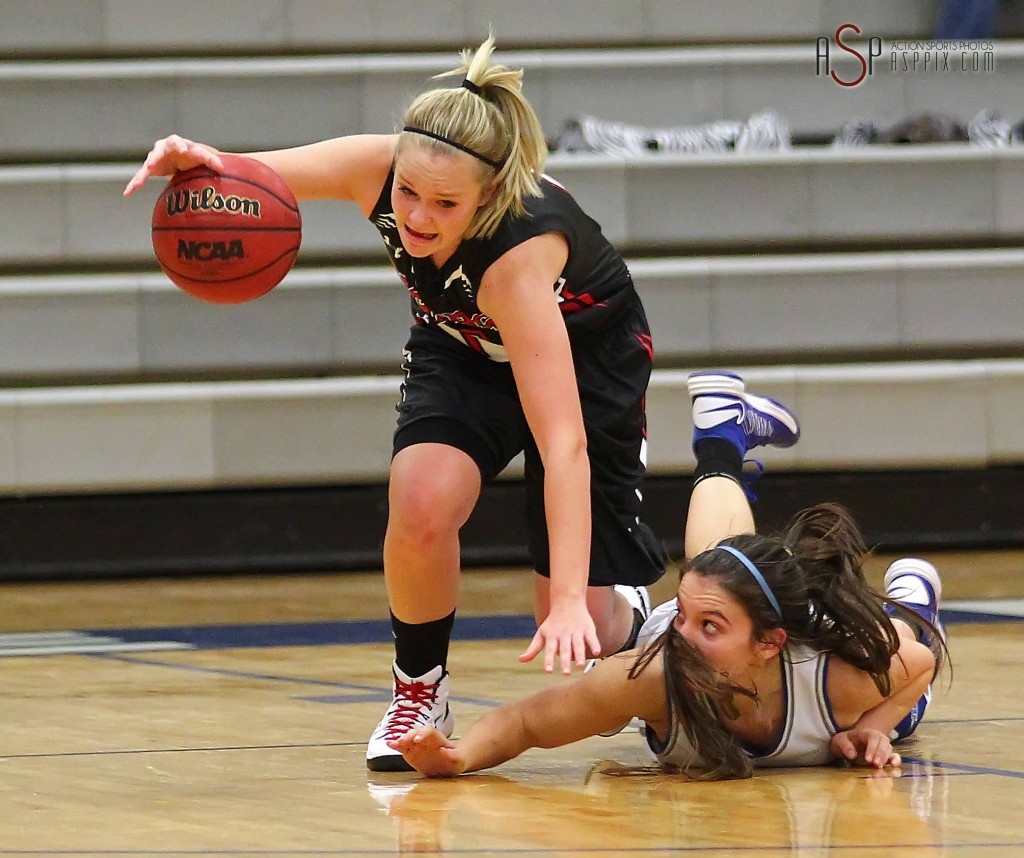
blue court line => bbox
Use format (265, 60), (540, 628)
(100, 614), (538, 650)
(941, 609), (1024, 624)
(57, 607), (1015, 657)
(898, 756), (1024, 780)
(0, 608), (1008, 661)
(84, 652), (503, 710)
(86, 653), (384, 690)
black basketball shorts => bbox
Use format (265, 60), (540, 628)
(392, 306), (666, 588)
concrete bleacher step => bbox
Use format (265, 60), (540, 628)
(6, 146), (1024, 269)
(0, 359), (1020, 495)
(1, 0), (946, 57)
(3, 248), (1024, 383)
(2, 42), (1022, 162)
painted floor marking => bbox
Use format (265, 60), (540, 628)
(0, 630), (193, 658)
(1, 601), (1019, 659)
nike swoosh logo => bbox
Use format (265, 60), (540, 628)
(693, 397), (744, 429)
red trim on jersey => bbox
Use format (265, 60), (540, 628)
(635, 333), (654, 361)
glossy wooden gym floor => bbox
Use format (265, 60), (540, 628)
(1, 550), (1022, 856)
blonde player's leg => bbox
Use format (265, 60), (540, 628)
(368, 443), (481, 772)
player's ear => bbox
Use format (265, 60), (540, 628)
(478, 179), (498, 208)
(754, 628), (786, 661)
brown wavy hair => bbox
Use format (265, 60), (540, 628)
(631, 503), (948, 780)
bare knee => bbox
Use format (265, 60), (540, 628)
(387, 445), (481, 549)
(389, 482), (459, 548)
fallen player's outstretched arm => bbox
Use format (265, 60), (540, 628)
(388, 650), (663, 777)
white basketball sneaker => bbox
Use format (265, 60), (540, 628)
(366, 663), (454, 772)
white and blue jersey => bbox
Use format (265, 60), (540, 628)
(637, 600), (928, 770)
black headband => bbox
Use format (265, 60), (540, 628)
(402, 126), (504, 169)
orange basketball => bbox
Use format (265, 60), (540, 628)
(151, 154), (302, 304)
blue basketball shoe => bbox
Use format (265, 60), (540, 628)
(884, 557), (946, 675)
(687, 371), (800, 456)
(883, 558), (946, 739)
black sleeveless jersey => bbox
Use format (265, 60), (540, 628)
(368, 170), (636, 360)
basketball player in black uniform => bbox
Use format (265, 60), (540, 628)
(124, 35), (665, 772)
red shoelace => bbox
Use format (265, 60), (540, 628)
(380, 678), (443, 739)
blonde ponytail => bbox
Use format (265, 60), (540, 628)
(399, 35), (547, 239)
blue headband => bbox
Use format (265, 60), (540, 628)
(714, 545), (782, 618)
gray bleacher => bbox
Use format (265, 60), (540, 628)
(6, 146), (1024, 267)
(1, 4), (1023, 506)
(0, 0), (956, 56)
(4, 249), (1024, 384)
(2, 240), (1024, 493)
(3, 358), (1022, 496)
(6, 44), (1024, 163)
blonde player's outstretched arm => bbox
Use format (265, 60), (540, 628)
(124, 133), (395, 215)
(388, 651), (666, 777)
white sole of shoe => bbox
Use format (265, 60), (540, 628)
(884, 557), (943, 603)
(686, 373), (744, 397)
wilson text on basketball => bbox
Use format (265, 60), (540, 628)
(165, 186), (262, 218)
